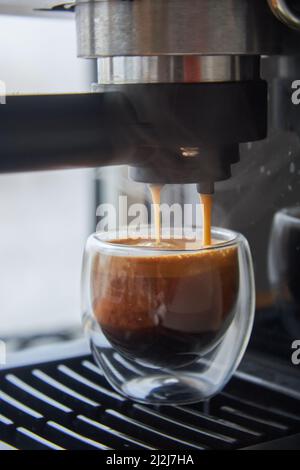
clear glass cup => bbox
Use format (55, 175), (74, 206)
(81, 227), (255, 404)
(268, 207), (300, 337)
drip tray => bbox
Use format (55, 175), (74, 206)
(1, 352), (300, 450)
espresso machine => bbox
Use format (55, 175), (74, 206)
(1, 1), (300, 194)
(0, 0), (297, 193)
(1, 0), (300, 451)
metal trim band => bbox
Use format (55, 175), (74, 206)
(96, 56), (260, 85)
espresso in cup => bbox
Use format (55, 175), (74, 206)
(92, 237), (239, 368)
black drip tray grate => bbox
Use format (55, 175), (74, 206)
(1, 355), (300, 450)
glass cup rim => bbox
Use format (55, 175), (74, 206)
(89, 226), (242, 255)
(276, 206), (300, 224)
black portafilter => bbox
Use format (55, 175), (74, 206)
(126, 81), (268, 194)
(0, 80), (267, 178)
(128, 144), (239, 194)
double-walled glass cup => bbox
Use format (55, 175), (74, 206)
(268, 207), (300, 337)
(82, 227), (255, 404)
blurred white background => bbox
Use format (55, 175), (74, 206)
(0, 13), (95, 337)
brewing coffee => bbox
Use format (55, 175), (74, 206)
(200, 194), (212, 246)
(92, 237), (239, 368)
(148, 184), (213, 247)
(148, 184), (162, 243)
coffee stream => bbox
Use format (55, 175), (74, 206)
(200, 194), (212, 246)
(148, 184), (212, 246)
(148, 184), (162, 244)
